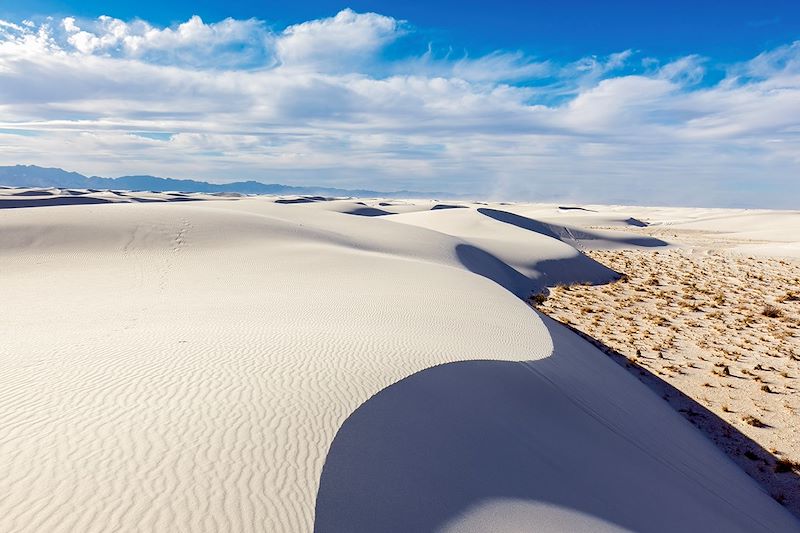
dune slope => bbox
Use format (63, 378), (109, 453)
(0, 197), (797, 532)
(317, 317), (797, 532)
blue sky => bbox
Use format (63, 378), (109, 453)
(5, 1), (798, 62)
(0, 2), (798, 206)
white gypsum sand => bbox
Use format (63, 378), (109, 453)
(532, 210), (800, 517)
(0, 190), (798, 532)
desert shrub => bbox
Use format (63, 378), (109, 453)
(742, 415), (768, 428)
(529, 293), (547, 305)
(775, 458), (799, 473)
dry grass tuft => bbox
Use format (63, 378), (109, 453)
(743, 415), (769, 428)
(775, 458), (800, 473)
(535, 245), (800, 515)
(529, 292), (547, 306)
(744, 450), (759, 461)
(778, 291), (799, 303)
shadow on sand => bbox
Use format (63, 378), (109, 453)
(314, 313), (798, 532)
(477, 207), (668, 248)
(0, 194), (206, 209)
(547, 318), (800, 518)
(456, 243), (620, 297)
(275, 196), (330, 204)
(431, 204), (467, 210)
(347, 207), (393, 217)
(12, 189), (56, 196)
(0, 196), (114, 208)
(454, 243), (535, 297)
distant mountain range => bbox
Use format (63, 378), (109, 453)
(0, 165), (453, 199)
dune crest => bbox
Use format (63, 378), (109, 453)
(1, 193), (798, 531)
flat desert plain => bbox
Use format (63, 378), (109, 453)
(1, 187), (798, 532)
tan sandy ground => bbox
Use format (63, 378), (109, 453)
(535, 235), (800, 516)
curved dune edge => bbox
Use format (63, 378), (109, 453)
(385, 207), (624, 290)
(315, 320), (799, 532)
(439, 499), (632, 533)
(1, 199), (557, 532)
(2, 196), (798, 532)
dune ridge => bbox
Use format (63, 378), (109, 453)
(1, 192), (798, 532)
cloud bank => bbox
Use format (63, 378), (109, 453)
(0, 10), (798, 206)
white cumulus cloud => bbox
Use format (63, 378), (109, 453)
(0, 10), (798, 206)
(276, 8), (400, 71)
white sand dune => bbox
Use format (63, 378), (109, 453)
(492, 203), (800, 259)
(647, 210), (800, 256)
(316, 316), (796, 532)
(0, 186), (225, 209)
(284, 198), (437, 216)
(386, 207), (622, 289)
(1, 194), (798, 532)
